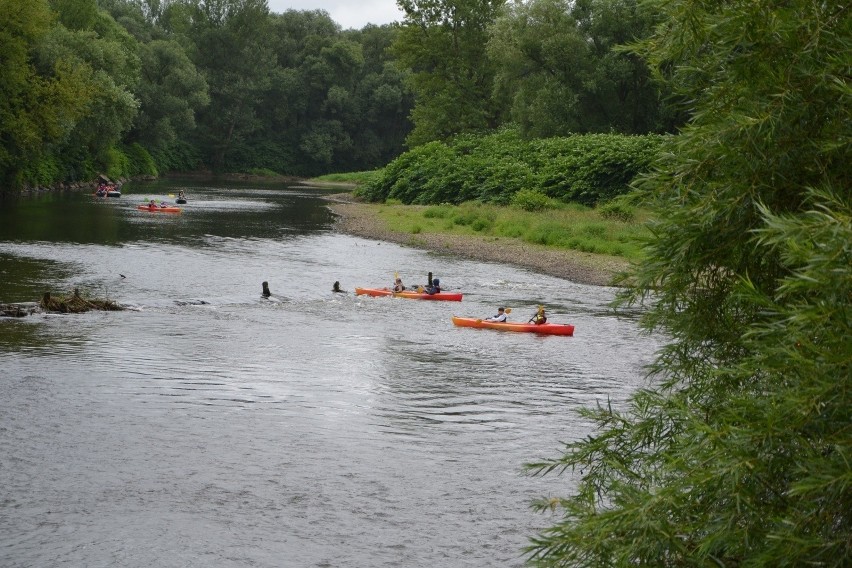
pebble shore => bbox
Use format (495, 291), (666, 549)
(323, 192), (629, 287)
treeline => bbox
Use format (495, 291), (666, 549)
(1, 0), (678, 192)
(1, 0), (413, 190)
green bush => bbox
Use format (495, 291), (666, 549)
(581, 223), (607, 238)
(358, 128), (662, 206)
(21, 156), (61, 187)
(423, 205), (452, 219)
(598, 199), (637, 222)
(103, 146), (131, 180)
(471, 218), (492, 232)
(511, 188), (553, 211)
(125, 143), (158, 177)
(533, 134), (664, 205)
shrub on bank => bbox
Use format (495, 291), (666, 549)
(511, 188), (555, 211)
(356, 129), (663, 206)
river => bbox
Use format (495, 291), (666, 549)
(0, 179), (658, 567)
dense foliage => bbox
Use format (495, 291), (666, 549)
(487, 0), (678, 137)
(526, 0), (851, 565)
(1, 0), (676, 192)
(0, 0), (416, 190)
(356, 129), (663, 205)
(393, 0), (506, 146)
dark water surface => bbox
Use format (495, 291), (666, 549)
(0, 180), (658, 567)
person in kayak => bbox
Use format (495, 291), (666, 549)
(485, 307), (507, 322)
(425, 278), (441, 294)
(529, 306), (547, 325)
(393, 277), (405, 292)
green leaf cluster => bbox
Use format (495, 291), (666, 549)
(357, 129), (662, 206)
(526, 0), (852, 565)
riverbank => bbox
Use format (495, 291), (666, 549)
(323, 192), (630, 287)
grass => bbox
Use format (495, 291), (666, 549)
(372, 200), (650, 261)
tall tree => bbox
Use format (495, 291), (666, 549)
(394, 0), (505, 146)
(487, 0), (670, 137)
(182, 0), (276, 171)
(38, 6), (141, 178)
(487, 0), (590, 136)
(342, 25), (413, 170)
(527, 0), (851, 565)
(0, 0), (135, 188)
(130, 39), (210, 157)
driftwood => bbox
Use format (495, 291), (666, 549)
(37, 289), (124, 314)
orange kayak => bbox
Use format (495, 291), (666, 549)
(355, 287), (463, 301)
(137, 204), (181, 213)
(452, 316), (574, 336)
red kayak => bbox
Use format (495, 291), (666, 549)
(137, 204), (181, 214)
(451, 316), (574, 336)
(355, 287), (463, 302)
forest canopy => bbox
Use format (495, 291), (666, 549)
(1, 0), (675, 191)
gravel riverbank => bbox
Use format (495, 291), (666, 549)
(323, 192), (630, 287)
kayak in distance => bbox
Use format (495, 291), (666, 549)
(451, 316), (575, 336)
(355, 287), (463, 302)
(137, 204), (182, 214)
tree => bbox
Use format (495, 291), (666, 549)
(183, 0), (276, 172)
(527, 0), (851, 565)
(37, 7), (141, 178)
(487, 0), (671, 137)
(487, 0), (590, 136)
(394, 0), (505, 146)
(0, 0), (98, 188)
(130, 39), (210, 156)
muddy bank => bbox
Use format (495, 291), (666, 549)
(323, 193), (630, 287)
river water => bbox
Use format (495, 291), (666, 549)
(0, 180), (658, 567)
